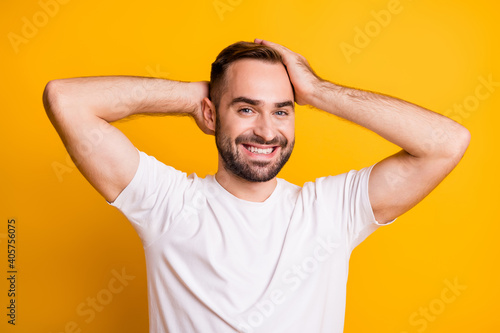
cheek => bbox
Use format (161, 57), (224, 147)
(218, 119), (246, 140)
(279, 119), (295, 139)
(223, 117), (253, 135)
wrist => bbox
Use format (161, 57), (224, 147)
(187, 81), (209, 116)
(309, 79), (338, 109)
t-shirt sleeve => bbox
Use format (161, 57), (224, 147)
(107, 149), (194, 247)
(315, 163), (396, 252)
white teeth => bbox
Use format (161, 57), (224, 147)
(246, 145), (274, 154)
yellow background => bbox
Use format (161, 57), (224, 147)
(1, 0), (498, 332)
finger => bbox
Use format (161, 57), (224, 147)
(253, 39), (300, 71)
(254, 38), (289, 56)
(254, 38), (280, 48)
(255, 38), (280, 49)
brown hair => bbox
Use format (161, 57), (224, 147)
(209, 41), (284, 111)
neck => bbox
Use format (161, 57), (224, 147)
(215, 166), (278, 202)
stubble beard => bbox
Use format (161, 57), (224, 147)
(215, 116), (294, 182)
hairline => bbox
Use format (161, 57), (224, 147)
(215, 58), (288, 112)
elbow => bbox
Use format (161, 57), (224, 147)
(460, 126), (471, 152)
(43, 80), (59, 116)
(43, 79), (69, 120)
(445, 125), (471, 163)
(454, 125), (471, 157)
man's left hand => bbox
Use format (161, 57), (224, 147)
(254, 38), (322, 106)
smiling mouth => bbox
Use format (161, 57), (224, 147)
(242, 144), (277, 155)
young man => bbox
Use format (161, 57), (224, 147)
(43, 39), (470, 332)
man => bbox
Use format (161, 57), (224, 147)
(43, 39), (470, 332)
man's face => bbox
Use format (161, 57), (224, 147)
(215, 58), (295, 182)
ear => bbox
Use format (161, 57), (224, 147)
(202, 97), (217, 134)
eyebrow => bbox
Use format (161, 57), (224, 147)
(228, 96), (295, 109)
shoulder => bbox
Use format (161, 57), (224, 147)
(137, 150), (202, 182)
(283, 164), (376, 201)
(111, 150), (202, 204)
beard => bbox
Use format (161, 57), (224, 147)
(215, 117), (294, 182)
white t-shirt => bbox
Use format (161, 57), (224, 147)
(109, 150), (395, 333)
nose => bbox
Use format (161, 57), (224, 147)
(253, 114), (276, 143)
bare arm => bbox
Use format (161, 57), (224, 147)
(43, 76), (210, 203)
(255, 38), (471, 223)
(309, 82), (470, 223)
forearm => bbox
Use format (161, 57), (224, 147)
(42, 75), (208, 201)
(310, 80), (470, 159)
(44, 76), (204, 122)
